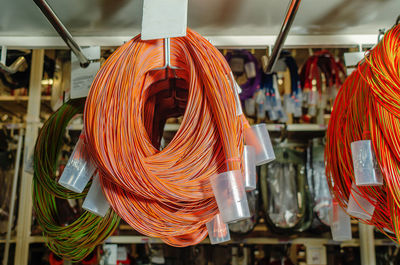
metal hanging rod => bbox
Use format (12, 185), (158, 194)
(266, 0), (301, 73)
(33, 0), (90, 67)
(0, 46), (28, 74)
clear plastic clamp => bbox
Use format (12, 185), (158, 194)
(59, 134), (96, 193)
(206, 213), (231, 244)
(210, 170), (250, 223)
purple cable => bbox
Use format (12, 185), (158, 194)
(225, 50), (262, 101)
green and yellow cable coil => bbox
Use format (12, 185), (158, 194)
(33, 99), (120, 262)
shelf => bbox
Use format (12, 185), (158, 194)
(0, 237), (16, 243)
(66, 123), (327, 133)
(0, 123), (25, 129)
(287, 124), (327, 132)
(27, 235), (396, 247)
(0, 95), (51, 102)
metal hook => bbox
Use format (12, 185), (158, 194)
(152, 38), (180, 70)
(266, 0), (302, 73)
(151, 38), (180, 78)
(377, 28), (385, 44)
(33, 0), (90, 67)
(0, 46), (28, 74)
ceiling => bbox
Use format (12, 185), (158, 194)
(0, 0), (398, 38)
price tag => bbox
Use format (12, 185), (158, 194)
(70, 46), (100, 99)
(141, 0), (188, 40)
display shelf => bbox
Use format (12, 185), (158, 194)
(287, 124), (327, 131)
(0, 95), (52, 119)
(0, 237), (16, 244)
(26, 235), (396, 247)
(66, 123), (327, 133)
(0, 123), (25, 129)
(0, 95), (51, 102)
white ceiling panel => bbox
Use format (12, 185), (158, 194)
(0, 0), (398, 38)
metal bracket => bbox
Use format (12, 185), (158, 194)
(0, 46), (28, 74)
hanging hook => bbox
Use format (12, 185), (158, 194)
(377, 28), (385, 44)
(33, 0), (90, 67)
(266, 0), (302, 73)
(0, 47), (28, 74)
(151, 38), (180, 78)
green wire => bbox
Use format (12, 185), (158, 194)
(32, 99), (120, 262)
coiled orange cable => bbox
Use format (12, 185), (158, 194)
(84, 28), (250, 246)
(326, 24), (400, 241)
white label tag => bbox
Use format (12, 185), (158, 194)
(104, 244), (118, 265)
(306, 246), (326, 265)
(24, 148), (34, 174)
(117, 246), (128, 261)
(344, 52), (364, 67)
(244, 62), (256, 78)
(141, 0), (188, 40)
(230, 57), (245, 73)
(70, 46), (100, 99)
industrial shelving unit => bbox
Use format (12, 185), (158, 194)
(3, 44), (378, 265)
(1, 0), (398, 264)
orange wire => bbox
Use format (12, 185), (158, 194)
(84, 28), (248, 246)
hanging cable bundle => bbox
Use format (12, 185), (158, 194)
(33, 100), (120, 261)
(84, 28), (251, 246)
(325, 24), (400, 242)
(225, 50), (261, 101)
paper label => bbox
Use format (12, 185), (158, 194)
(244, 62), (256, 78)
(70, 46), (100, 99)
(117, 246), (128, 261)
(141, 0), (188, 40)
(104, 244), (118, 265)
(306, 246), (326, 265)
(344, 52), (364, 67)
(24, 148), (34, 174)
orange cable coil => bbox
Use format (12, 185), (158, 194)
(84, 28), (251, 246)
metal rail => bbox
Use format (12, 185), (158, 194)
(33, 0), (90, 67)
(266, 0), (301, 73)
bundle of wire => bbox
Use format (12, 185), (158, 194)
(325, 24), (400, 241)
(84, 28), (251, 246)
(33, 100), (120, 261)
